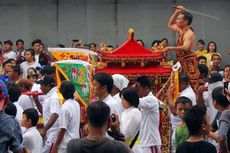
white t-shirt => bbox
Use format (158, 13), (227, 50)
(3, 51), (17, 61)
(43, 87), (61, 138)
(31, 83), (45, 105)
(103, 95), (120, 116)
(35, 54), (39, 63)
(20, 61), (41, 78)
(113, 93), (125, 116)
(23, 127), (43, 153)
(139, 92), (161, 147)
(18, 95), (35, 110)
(58, 99), (80, 152)
(13, 101), (23, 122)
(179, 85), (196, 106)
(120, 107), (142, 153)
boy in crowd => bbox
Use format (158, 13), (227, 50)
(51, 81), (80, 153)
(3, 40), (17, 61)
(133, 75), (161, 153)
(176, 105), (217, 153)
(21, 108), (43, 153)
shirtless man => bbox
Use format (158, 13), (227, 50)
(163, 6), (200, 92)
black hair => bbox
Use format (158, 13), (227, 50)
(89, 43), (96, 48)
(179, 73), (189, 85)
(197, 56), (207, 62)
(161, 38), (168, 43)
(31, 39), (41, 47)
(93, 72), (113, 93)
(107, 45), (114, 49)
(136, 75), (152, 89)
(136, 39), (145, 47)
(5, 102), (17, 117)
(8, 84), (21, 102)
(12, 65), (21, 76)
(0, 41), (2, 45)
(86, 101), (110, 128)
(212, 87), (230, 107)
(207, 41), (217, 53)
(3, 59), (12, 67)
(57, 44), (65, 48)
(120, 87), (139, 108)
(8, 58), (16, 63)
(198, 64), (209, 78)
(209, 73), (223, 83)
(184, 105), (207, 135)
(41, 75), (55, 88)
(181, 11), (193, 25)
(60, 81), (75, 100)
(27, 67), (37, 74)
(25, 48), (35, 57)
(224, 64), (230, 70)
(198, 39), (205, 45)
(16, 39), (24, 45)
(151, 40), (160, 47)
(4, 40), (13, 46)
(42, 65), (56, 75)
(175, 96), (192, 108)
(23, 108), (39, 126)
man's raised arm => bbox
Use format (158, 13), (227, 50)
(168, 5), (185, 32)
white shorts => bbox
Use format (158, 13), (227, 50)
(141, 146), (161, 153)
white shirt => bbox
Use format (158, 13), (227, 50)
(179, 85), (196, 105)
(31, 83), (45, 105)
(113, 93), (125, 115)
(35, 54), (39, 63)
(103, 94), (120, 116)
(23, 127), (43, 153)
(18, 95), (35, 110)
(139, 92), (161, 147)
(43, 87), (61, 138)
(59, 99), (80, 152)
(20, 61), (41, 78)
(13, 101), (23, 122)
(3, 51), (17, 61)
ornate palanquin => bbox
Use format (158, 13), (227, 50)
(96, 29), (172, 153)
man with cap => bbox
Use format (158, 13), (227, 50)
(111, 74), (129, 115)
(34, 75), (61, 153)
(0, 84), (24, 153)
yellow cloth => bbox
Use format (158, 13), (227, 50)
(196, 49), (207, 57)
(125, 136), (140, 146)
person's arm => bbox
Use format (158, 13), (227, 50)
(166, 86), (176, 115)
(51, 128), (66, 153)
(33, 95), (43, 114)
(41, 113), (58, 138)
(168, 6), (185, 32)
(219, 137), (229, 153)
(197, 85), (208, 105)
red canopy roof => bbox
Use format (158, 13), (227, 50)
(100, 31), (164, 61)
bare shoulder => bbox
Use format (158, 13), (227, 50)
(184, 29), (194, 38)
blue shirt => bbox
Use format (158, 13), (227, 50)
(0, 111), (23, 153)
(0, 79), (8, 96)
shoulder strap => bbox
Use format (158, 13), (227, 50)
(129, 130), (139, 149)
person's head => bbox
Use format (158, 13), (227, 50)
(16, 39), (24, 50)
(27, 73), (38, 84)
(184, 105), (210, 136)
(2, 59), (12, 73)
(0, 41), (2, 49)
(175, 97), (192, 120)
(161, 38), (168, 48)
(40, 43), (45, 52)
(198, 64), (209, 79)
(11, 65), (21, 78)
(207, 41), (217, 53)
(111, 74), (129, 96)
(92, 72), (113, 98)
(211, 53), (221, 67)
(120, 87), (139, 109)
(16, 79), (32, 92)
(224, 65), (230, 81)
(107, 45), (114, 52)
(74, 39), (83, 48)
(8, 84), (21, 102)
(8, 59), (16, 66)
(4, 102), (17, 117)
(40, 75), (56, 94)
(133, 75), (152, 98)
(197, 39), (205, 51)
(209, 73), (223, 84)
(21, 108), (39, 129)
(137, 39), (145, 47)
(41, 65), (56, 77)
(176, 11), (193, 28)
(179, 73), (189, 92)
(60, 81), (75, 100)
(57, 44), (65, 48)
(151, 40), (160, 48)
(197, 56), (207, 65)
(31, 39), (41, 53)
(86, 101), (110, 130)
(212, 87), (230, 111)
(89, 43), (97, 51)
(24, 48), (35, 62)
(3, 40), (13, 51)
